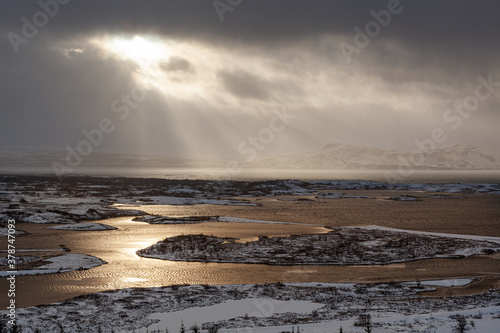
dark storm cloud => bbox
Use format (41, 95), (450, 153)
(3, 1), (500, 49)
(1, 0), (499, 156)
(2, 1), (498, 83)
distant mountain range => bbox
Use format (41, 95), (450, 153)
(252, 144), (500, 170)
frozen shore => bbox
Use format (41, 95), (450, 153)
(5, 282), (499, 333)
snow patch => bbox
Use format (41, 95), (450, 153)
(138, 298), (323, 333)
(404, 278), (476, 287)
(0, 253), (106, 276)
(46, 223), (117, 231)
(316, 192), (374, 199)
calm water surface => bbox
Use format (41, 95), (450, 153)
(2, 208), (499, 308)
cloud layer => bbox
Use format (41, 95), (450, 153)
(1, 0), (499, 159)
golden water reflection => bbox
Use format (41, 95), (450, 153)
(2, 205), (499, 308)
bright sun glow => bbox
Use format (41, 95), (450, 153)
(111, 35), (168, 61)
(94, 35), (172, 88)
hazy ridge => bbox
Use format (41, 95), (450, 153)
(252, 143), (500, 170)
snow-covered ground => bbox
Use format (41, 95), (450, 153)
(309, 179), (500, 195)
(0, 253), (106, 276)
(242, 306), (500, 333)
(2, 176), (500, 225)
(7, 282), (500, 333)
(46, 222), (117, 231)
(1, 176), (499, 332)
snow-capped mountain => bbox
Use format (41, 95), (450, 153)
(253, 143), (500, 170)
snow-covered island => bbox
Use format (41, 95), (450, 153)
(46, 223), (117, 231)
(137, 226), (500, 265)
(132, 215), (311, 225)
(0, 253), (106, 276)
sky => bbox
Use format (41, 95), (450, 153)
(1, 0), (499, 160)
